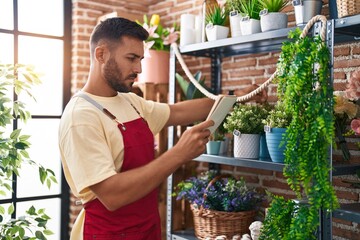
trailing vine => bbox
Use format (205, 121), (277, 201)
(260, 28), (339, 239)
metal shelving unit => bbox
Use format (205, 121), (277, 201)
(167, 14), (360, 240)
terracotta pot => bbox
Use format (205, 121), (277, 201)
(137, 50), (170, 84)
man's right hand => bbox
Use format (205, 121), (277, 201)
(173, 120), (214, 162)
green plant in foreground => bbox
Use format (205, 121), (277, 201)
(0, 64), (57, 239)
(260, 28), (339, 240)
(206, 5), (228, 26)
(258, 0), (288, 12)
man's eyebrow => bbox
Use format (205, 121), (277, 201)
(127, 53), (143, 60)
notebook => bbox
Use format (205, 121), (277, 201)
(206, 95), (237, 134)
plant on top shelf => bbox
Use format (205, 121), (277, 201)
(226, 0), (242, 13)
(258, 0), (288, 12)
(239, 0), (262, 20)
(205, 5), (230, 41)
(206, 5), (228, 26)
(239, 0), (262, 35)
(226, 0), (246, 37)
(259, 28), (339, 239)
(258, 0), (289, 32)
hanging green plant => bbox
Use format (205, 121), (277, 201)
(259, 27), (339, 239)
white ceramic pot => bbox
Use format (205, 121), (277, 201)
(240, 19), (261, 35)
(260, 12), (288, 32)
(293, 0), (323, 26)
(229, 12), (242, 37)
(233, 131), (260, 159)
(205, 24), (229, 41)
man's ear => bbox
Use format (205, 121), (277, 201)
(95, 45), (107, 63)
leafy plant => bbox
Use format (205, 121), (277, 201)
(175, 71), (209, 100)
(258, 0), (288, 12)
(226, 0), (242, 13)
(223, 103), (269, 134)
(206, 5), (228, 26)
(173, 170), (263, 212)
(239, 0), (262, 20)
(259, 28), (339, 239)
(0, 63), (57, 239)
(262, 101), (292, 128)
(209, 128), (225, 141)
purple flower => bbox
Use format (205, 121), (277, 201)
(173, 171), (264, 212)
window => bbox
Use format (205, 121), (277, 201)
(0, 0), (71, 239)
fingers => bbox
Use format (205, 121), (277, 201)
(193, 119), (214, 131)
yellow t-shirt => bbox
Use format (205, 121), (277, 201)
(58, 92), (170, 239)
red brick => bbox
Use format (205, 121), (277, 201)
(353, 45), (360, 55)
(262, 179), (292, 190)
(336, 189), (359, 201)
(334, 46), (351, 56)
(334, 58), (360, 68)
(230, 69), (265, 78)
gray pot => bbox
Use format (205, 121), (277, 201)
(292, 0), (323, 26)
(260, 12), (288, 32)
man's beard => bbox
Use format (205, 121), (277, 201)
(103, 58), (137, 93)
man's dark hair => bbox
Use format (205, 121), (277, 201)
(90, 17), (149, 55)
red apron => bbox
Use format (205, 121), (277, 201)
(83, 117), (161, 240)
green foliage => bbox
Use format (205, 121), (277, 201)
(239, 0), (262, 20)
(0, 64), (57, 239)
(175, 71), (209, 100)
(258, 0), (288, 12)
(263, 101), (292, 128)
(206, 5), (228, 26)
(224, 103), (269, 134)
(0, 205), (54, 240)
(259, 28), (339, 239)
(259, 195), (295, 239)
(226, 0), (242, 13)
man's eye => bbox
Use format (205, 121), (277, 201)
(128, 57), (136, 61)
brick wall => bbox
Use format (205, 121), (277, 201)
(70, 0), (360, 239)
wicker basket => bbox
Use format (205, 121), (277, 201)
(337, 0), (360, 18)
(190, 175), (256, 239)
(191, 205), (256, 239)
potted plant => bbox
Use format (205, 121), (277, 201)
(292, 0), (323, 26)
(175, 70), (209, 101)
(223, 103), (269, 158)
(136, 14), (180, 84)
(226, 0), (245, 37)
(262, 101), (292, 163)
(0, 64), (57, 239)
(259, 0), (289, 32)
(239, 0), (262, 35)
(206, 129), (225, 155)
(259, 28), (339, 239)
(173, 170), (263, 239)
(205, 5), (229, 41)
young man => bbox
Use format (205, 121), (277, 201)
(59, 17), (267, 240)
(58, 17), (215, 240)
